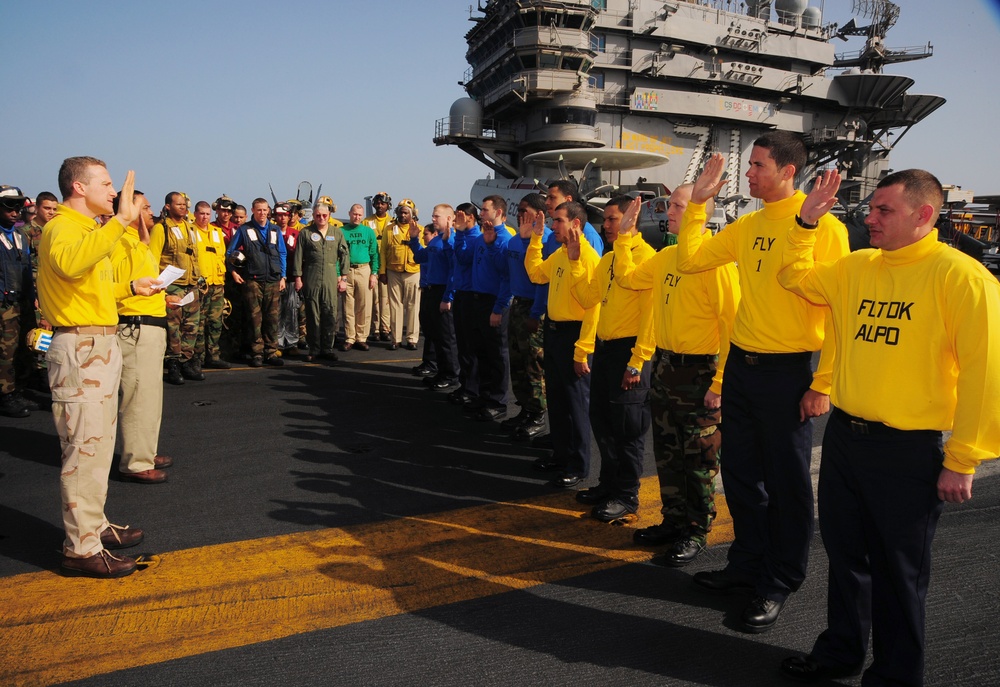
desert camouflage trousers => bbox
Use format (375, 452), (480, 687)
(196, 284), (226, 362)
(47, 330), (122, 557)
(507, 297), (545, 414)
(118, 323), (166, 475)
(649, 349), (722, 544)
(165, 284), (202, 362)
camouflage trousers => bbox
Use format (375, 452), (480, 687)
(195, 284), (226, 362)
(47, 330), (122, 557)
(507, 297), (545, 414)
(244, 280), (281, 358)
(165, 284), (202, 362)
(649, 349), (722, 543)
(0, 302), (22, 394)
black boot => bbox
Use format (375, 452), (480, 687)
(0, 391), (30, 417)
(189, 356), (203, 375)
(165, 359), (185, 385)
(180, 359), (206, 381)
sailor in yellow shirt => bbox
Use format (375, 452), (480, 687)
(149, 191), (204, 384)
(614, 186), (740, 567)
(37, 158), (158, 579)
(364, 191), (393, 341)
(776, 169), (1000, 686)
(378, 199), (423, 349)
(565, 195), (656, 522)
(111, 190), (172, 485)
(677, 133), (849, 633)
(525, 201), (600, 488)
(193, 201), (231, 370)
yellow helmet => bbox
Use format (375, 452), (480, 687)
(317, 195), (337, 213)
(396, 198), (418, 219)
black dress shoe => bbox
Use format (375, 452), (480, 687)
(403, 342), (418, 350)
(660, 537), (705, 567)
(549, 474), (582, 489)
(592, 498), (637, 522)
(692, 568), (755, 595)
(264, 356), (284, 367)
(633, 523), (684, 546)
(476, 404), (507, 422)
(532, 457), (561, 472)
(742, 595), (785, 633)
(448, 389), (473, 405)
(779, 655), (863, 683)
(388, 342), (398, 351)
(432, 378), (458, 390)
(575, 487), (609, 505)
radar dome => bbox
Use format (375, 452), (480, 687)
(449, 98), (483, 137)
(775, 0), (807, 25)
(801, 6), (821, 29)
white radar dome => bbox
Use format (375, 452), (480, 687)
(449, 98), (483, 137)
(801, 6), (821, 28)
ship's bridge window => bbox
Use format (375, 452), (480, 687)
(592, 0), (608, 9)
(563, 56), (583, 72)
(520, 54), (537, 69)
(540, 52), (560, 69)
(543, 107), (597, 126)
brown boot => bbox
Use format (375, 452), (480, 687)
(100, 523), (144, 550)
(61, 550), (137, 578)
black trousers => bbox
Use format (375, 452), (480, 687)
(452, 290), (478, 396)
(417, 286), (437, 371)
(543, 319), (591, 478)
(721, 345), (815, 601)
(425, 284), (459, 383)
(811, 408), (943, 687)
(470, 292), (509, 406)
(590, 337), (651, 504)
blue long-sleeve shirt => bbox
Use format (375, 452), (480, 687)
(410, 231), (455, 302)
(452, 224), (482, 292)
(499, 228), (551, 320)
(471, 227), (512, 314)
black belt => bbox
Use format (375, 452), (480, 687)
(731, 344), (812, 366)
(512, 296), (535, 304)
(832, 407), (939, 438)
(547, 319), (582, 331)
(118, 315), (168, 329)
(472, 291), (494, 300)
(350, 263), (369, 268)
(659, 350), (715, 366)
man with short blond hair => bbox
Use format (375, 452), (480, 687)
(39, 157), (158, 578)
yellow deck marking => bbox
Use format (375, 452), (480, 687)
(0, 478), (731, 686)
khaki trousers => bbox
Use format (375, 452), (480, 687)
(344, 264), (373, 345)
(372, 280), (390, 336)
(118, 323), (166, 475)
(387, 269), (420, 345)
(47, 330), (122, 557)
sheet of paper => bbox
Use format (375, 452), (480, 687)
(156, 265), (186, 289)
(176, 290), (196, 306)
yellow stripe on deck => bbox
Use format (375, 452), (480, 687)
(0, 478), (732, 686)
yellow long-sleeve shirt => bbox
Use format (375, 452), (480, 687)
(111, 226), (167, 317)
(525, 232), (600, 363)
(380, 222), (422, 274)
(195, 223), (228, 286)
(37, 205), (126, 327)
(677, 191), (849, 394)
(150, 217), (201, 286)
(615, 233), (740, 395)
(364, 214), (392, 241)
(570, 236), (657, 371)
(779, 226), (1000, 474)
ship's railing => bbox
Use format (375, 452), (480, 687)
(834, 43), (934, 65)
(594, 88), (630, 108)
(434, 116), (518, 144)
(593, 47), (631, 68)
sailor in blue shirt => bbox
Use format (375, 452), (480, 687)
(451, 203), (483, 405)
(468, 195), (514, 421)
(408, 204), (459, 388)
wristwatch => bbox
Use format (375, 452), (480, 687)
(626, 366), (640, 376)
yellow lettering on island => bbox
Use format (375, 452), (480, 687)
(617, 133), (684, 157)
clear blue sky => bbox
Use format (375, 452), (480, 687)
(1, 0), (997, 217)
